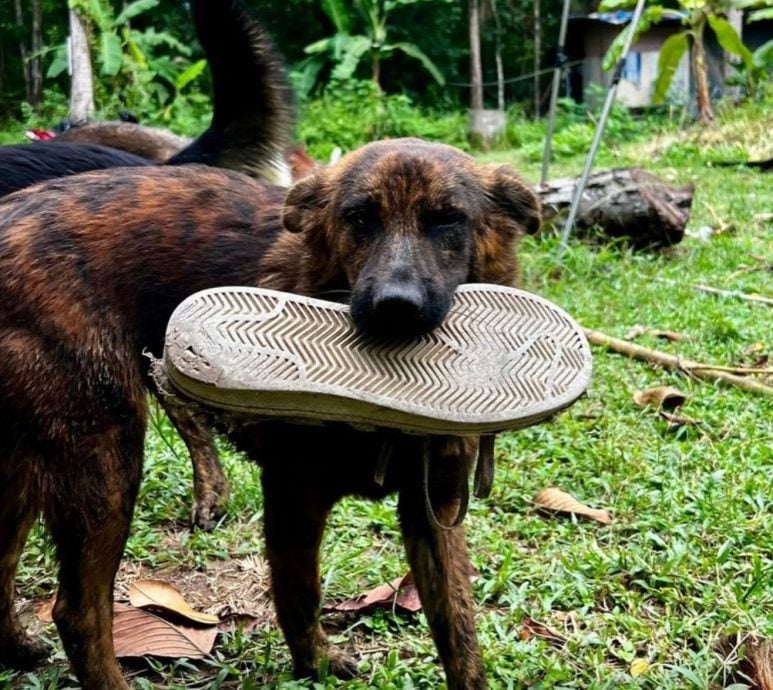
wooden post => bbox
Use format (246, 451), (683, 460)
(68, 5), (95, 124)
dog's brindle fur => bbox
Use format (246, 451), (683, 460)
(0, 138), (540, 689)
(0, 0), (297, 530)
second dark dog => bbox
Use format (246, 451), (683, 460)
(0, 0), (295, 529)
(0, 138), (539, 689)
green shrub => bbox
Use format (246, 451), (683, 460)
(298, 79), (469, 160)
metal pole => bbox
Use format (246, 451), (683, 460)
(540, 0), (571, 184)
(556, 0), (647, 258)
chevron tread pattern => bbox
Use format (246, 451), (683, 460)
(164, 285), (591, 430)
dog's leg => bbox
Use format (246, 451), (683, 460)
(44, 422), (145, 690)
(159, 398), (229, 530)
(261, 461), (357, 680)
(397, 438), (487, 690)
(0, 454), (49, 670)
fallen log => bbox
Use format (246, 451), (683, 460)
(536, 168), (694, 249)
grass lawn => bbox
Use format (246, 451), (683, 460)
(2, 100), (771, 689)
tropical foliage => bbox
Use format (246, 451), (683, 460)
(600, 0), (769, 124)
(296, 0), (446, 97)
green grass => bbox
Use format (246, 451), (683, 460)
(2, 98), (772, 689)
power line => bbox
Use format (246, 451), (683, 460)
(446, 61), (583, 88)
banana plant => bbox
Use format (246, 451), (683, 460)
(600, 0), (764, 124)
(298, 0), (444, 95)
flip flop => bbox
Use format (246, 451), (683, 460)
(163, 284), (591, 435)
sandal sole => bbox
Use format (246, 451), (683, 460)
(163, 284), (592, 435)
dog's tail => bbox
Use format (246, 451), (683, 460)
(167, 0), (296, 185)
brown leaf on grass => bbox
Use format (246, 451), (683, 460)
(624, 325), (648, 340)
(327, 572), (422, 614)
(112, 603), (217, 659)
(533, 487), (612, 525)
(36, 597), (55, 623)
(633, 386), (688, 410)
(715, 633), (773, 690)
(624, 325), (689, 342)
(518, 617), (568, 646)
(651, 329), (689, 342)
(744, 343), (765, 355)
(128, 579), (219, 626)
(658, 411), (703, 429)
(741, 343), (769, 369)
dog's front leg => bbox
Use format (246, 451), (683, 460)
(261, 460), (358, 680)
(397, 437), (487, 690)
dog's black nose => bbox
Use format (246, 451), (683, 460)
(371, 283), (424, 333)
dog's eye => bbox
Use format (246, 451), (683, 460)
(424, 209), (468, 230)
(343, 205), (379, 230)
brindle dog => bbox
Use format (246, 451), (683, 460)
(0, 138), (540, 689)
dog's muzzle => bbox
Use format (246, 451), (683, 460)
(351, 280), (450, 339)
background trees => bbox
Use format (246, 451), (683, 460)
(0, 0), (569, 122)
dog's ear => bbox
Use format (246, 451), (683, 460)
(281, 172), (329, 233)
(485, 165), (541, 236)
(470, 165), (541, 285)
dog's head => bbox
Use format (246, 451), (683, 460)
(282, 138), (540, 338)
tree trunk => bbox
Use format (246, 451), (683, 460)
(0, 39), (6, 98)
(14, 0), (31, 103)
(691, 12), (714, 125)
(30, 0), (42, 106)
(371, 52), (381, 89)
(533, 0), (541, 119)
(489, 0), (504, 112)
(469, 0), (483, 112)
(536, 168), (694, 248)
(469, 0), (500, 148)
(68, 6), (95, 125)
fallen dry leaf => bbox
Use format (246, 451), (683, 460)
(533, 487), (611, 525)
(128, 579), (219, 626)
(715, 633), (773, 690)
(36, 597), (55, 623)
(658, 411), (703, 429)
(651, 329), (688, 342)
(630, 658), (650, 677)
(327, 572), (422, 614)
(624, 325), (688, 342)
(744, 343), (765, 355)
(633, 386), (688, 410)
(518, 617), (568, 645)
(624, 325), (648, 340)
(112, 603), (217, 659)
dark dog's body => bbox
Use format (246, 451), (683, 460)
(0, 142), (151, 197)
(0, 140), (539, 689)
(0, 0), (296, 528)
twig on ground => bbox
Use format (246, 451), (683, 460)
(687, 364), (773, 375)
(583, 328), (773, 396)
(653, 278), (773, 305)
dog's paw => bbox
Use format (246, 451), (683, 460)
(190, 492), (228, 531)
(0, 633), (50, 670)
(325, 646), (359, 679)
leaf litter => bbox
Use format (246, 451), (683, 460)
(533, 487), (612, 525)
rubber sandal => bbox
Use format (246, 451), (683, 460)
(163, 284), (592, 435)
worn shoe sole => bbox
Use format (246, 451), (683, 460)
(163, 284), (592, 435)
